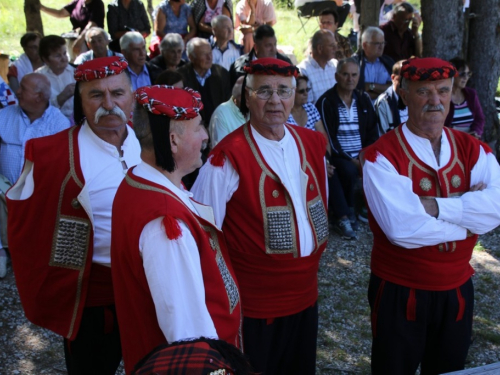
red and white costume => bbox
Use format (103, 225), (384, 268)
(111, 162), (242, 374)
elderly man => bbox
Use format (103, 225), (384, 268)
(374, 59), (408, 134)
(149, 33), (186, 73)
(210, 15), (243, 71)
(229, 25), (292, 86)
(298, 29), (338, 104)
(74, 27), (123, 65)
(362, 58), (500, 375)
(178, 38), (231, 123)
(111, 85), (241, 374)
(353, 26), (394, 101)
(0, 73), (69, 278)
(380, 2), (422, 62)
(208, 76), (247, 147)
(7, 32), (44, 92)
(120, 32), (161, 90)
(318, 9), (352, 60)
(7, 57), (141, 374)
(316, 57), (378, 239)
(192, 58), (328, 374)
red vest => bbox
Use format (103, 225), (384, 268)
(7, 126), (94, 340)
(111, 170), (241, 374)
(210, 123), (328, 318)
(364, 126), (485, 290)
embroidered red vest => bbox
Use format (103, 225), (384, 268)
(111, 170), (241, 374)
(364, 126), (485, 290)
(7, 126), (94, 340)
(210, 123), (328, 318)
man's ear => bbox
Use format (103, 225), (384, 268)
(399, 87), (409, 106)
(170, 131), (179, 154)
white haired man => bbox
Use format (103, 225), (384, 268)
(74, 27), (123, 65)
(210, 15), (243, 71)
(7, 57), (141, 374)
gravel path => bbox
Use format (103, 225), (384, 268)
(1, 223), (499, 374)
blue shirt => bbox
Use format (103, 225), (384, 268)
(127, 66), (151, 91)
(364, 57), (391, 85)
(0, 105), (70, 184)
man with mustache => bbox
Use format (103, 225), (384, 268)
(7, 56), (141, 375)
(361, 57), (500, 375)
(111, 86), (241, 374)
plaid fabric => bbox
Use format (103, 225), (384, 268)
(74, 56), (128, 82)
(401, 57), (458, 81)
(133, 341), (233, 375)
(135, 85), (203, 120)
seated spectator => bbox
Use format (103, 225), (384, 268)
(234, 0), (276, 53)
(210, 15), (243, 71)
(0, 76), (17, 109)
(155, 70), (184, 87)
(7, 32), (44, 92)
(107, 0), (151, 52)
(0, 73), (70, 185)
(298, 29), (338, 104)
(120, 32), (162, 90)
(149, 33), (186, 73)
(152, 0), (196, 56)
(178, 38), (231, 123)
(73, 27), (123, 65)
(208, 76), (246, 147)
(192, 0), (233, 39)
(445, 57), (484, 138)
(229, 24), (291, 86)
(353, 26), (394, 101)
(380, 2), (422, 61)
(316, 58), (379, 238)
(318, 9), (352, 60)
(39, 0), (105, 57)
(374, 59), (408, 134)
(36, 35), (76, 121)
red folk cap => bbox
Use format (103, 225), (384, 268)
(401, 57), (458, 82)
(135, 85), (203, 120)
(74, 56), (128, 82)
(243, 57), (299, 77)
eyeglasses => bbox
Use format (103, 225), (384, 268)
(459, 71), (473, 78)
(297, 88), (311, 94)
(247, 87), (294, 100)
(368, 42), (387, 47)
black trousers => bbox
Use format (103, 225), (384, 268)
(242, 303), (318, 375)
(328, 171), (350, 220)
(63, 305), (122, 375)
(331, 156), (359, 211)
(368, 274), (474, 375)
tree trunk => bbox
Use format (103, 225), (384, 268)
(467, 0), (500, 150)
(420, 0), (463, 60)
(359, 0), (379, 46)
(147, 0), (155, 24)
(24, 0), (43, 35)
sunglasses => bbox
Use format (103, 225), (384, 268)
(459, 71), (473, 78)
(297, 88), (312, 94)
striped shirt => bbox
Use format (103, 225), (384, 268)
(451, 100), (474, 133)
(337, 99), (362, 158)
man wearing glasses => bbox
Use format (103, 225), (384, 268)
(354, 26), (395, 101)
(192, 58), (328, 374)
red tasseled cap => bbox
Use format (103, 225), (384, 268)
(74, 56), (128, 82)
(401, 57), (458, 82)
(243, 58), (300, 77)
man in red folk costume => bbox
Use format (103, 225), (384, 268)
(362, 57), (500, 375)
(111, 85), (242, 374)
(6, 56), (141, 375)
(192, 58), (329, 374)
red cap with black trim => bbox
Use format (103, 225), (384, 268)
(74, 56), (128, 82)
(401, 57), (458, 82)
(135, 85), (203, 120)
(243, 57), (299, 77)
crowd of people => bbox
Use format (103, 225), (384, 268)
(0, 0), (499, 375)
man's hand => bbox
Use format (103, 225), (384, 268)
(327, 164), (335, 178)
(419, 197), (439, 218)
(470, 182), (487, 192)
(57, 82), (76, 107)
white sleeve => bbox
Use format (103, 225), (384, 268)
(139, 217), (218, 343)
(435, 146), (500, 234)
(191, 156), (239, 228)
(6, 161), (34, 200)
(363, 153), (467, 249)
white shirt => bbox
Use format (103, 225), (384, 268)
(36, 65), (76, 120)
(192, 125), (316, 257)
(363, 123), (500, 249)
(298, 56), (338, 104)
(135, 162), (218, 343)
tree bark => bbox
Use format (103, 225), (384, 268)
(359, 0), (379, 46)
(420, 0), (463, 60)
(24, 0), (44, 35)
(467, 0), (500, 148)
(147, 0), (155, 24)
